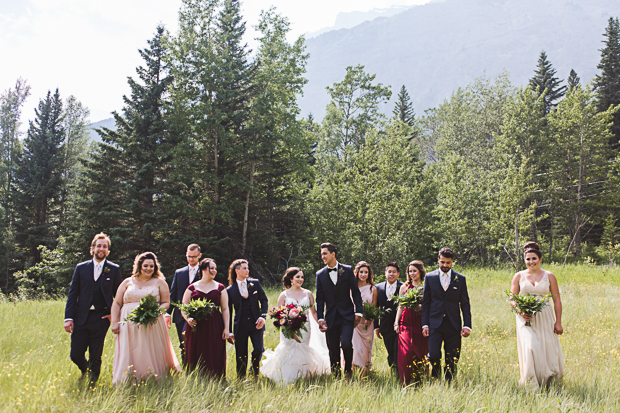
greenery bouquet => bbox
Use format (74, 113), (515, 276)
(172, 298), (217, 331)
(392, 285), (424, 311)
(361, 302), (384, 329)
(505, 291), (552, 326)
(268, 304), (310, 342)
(123, 294), (165, 328)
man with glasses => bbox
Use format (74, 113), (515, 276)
(167, 243), (202, 362)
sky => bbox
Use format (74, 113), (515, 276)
(0, 0), (431, 126)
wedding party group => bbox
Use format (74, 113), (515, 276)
(63, 233), (564, 389)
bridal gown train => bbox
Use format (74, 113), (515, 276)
(516, 271), (564, 388)
(260, 292), (330, 385)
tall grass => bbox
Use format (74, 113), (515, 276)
(1, 264), (619, 412)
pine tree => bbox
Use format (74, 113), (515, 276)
(392, 85), (415, 126)
(529, 51), (567, 113)
(594, 17), (620, 148)
(14, 89), (65, 263)
(567, 69), (580, 93)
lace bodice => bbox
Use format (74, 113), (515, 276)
(518, 271), (550, 296)
(123, 278), (161, 305)
(284, 291), (311, 307)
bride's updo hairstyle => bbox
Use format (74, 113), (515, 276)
(282, 267), (302, 289)
(523, 241), (542, 259)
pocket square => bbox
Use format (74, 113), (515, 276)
(253, 291), (258, 294)
(106, 278), (110, 281)
(453, 286), (457, 289)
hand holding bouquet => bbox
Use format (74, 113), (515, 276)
(268, 304), (310, 343)
(124, 294), (165, 328)
(392, 285), (424, 311)
(173, 298), (217, 331)
(361, 302), (384, 330)
(505, 291), (551, 326)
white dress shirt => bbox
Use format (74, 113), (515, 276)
(93, 258), (105, 282)
(188, 264), (199, 284)
(386, 280), (398, 300)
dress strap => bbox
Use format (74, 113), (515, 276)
(218, 283), (225, 291)
(188, 284), (195, 292)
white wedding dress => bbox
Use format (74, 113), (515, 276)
(260, 291), (330, 385)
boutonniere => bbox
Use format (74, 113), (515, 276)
(338, 268), (344, 276)
(104, 267), (110, 274)
(452, 274), (459, 284)
(248, 282), (255, 289)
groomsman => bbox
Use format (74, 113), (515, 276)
(227, 259), (268, 378)
(64, 233), (122, 383)
(374, 261), (403, 375)
(422, 248), (472, 381)
(167, 243), (202, 361)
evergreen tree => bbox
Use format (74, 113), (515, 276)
(14, 89), (65, 263)
(594, 17), (620, 149)
(529, 51), (567, 113)
(567, 69), (580, 93)
(392, 85), (415, 126)
(71, 25), (179, 273)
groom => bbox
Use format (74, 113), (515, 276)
(422, 247), (472, 381)
(63, 233), (122, 383)
(316, 243), (363, 378)
(227, 259), (269, 378)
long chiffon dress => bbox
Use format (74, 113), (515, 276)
(184, 283), (227, 378)
(516, 271), (564, 388)
(351, 284), (375, 369)
(112, 278), (181, 384)
(397, 284), (429, 385)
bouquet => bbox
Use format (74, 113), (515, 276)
(268, 304), (310, 342)
(505, 291), (551, 326)
(172, 298), (217, 331)
(361, 302), (384, 330)
(123, 294), (165, 328)
(392, 285), (424, 311)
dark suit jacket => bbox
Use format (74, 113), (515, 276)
(315, 263), (363, 327)
(64, 259), (122, 326)
(226, 278), (268, 335)
(421, 269), (472, 332)
(168, 265), (198, 324)
(375, 280), (403, 335)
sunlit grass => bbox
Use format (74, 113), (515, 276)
(1, 264), (619, 412)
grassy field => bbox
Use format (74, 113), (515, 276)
(1, 264), (620, 412)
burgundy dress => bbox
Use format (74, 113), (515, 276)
(184, 283), (226, 378)
(397, 284), (429, 385)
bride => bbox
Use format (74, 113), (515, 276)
(260, 267), (330, 384)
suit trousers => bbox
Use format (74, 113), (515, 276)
(325, 312), (354, 376)
(174, 320), (187, 362)
(234, 322), (264, 378)
(428, 316), (461, 381)
(382, 330), (399, 374)
(69, 311), (110, 382)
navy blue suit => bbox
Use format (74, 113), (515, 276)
(316, 263), (363, 376)
(167, 265), (197, 359)
(421, 269), (472, 380)
(375, 280), (403, 373)
(64, 259), (122, 381)
(227, 279), (268, 377)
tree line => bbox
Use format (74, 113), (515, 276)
(1, 0), (619, 296)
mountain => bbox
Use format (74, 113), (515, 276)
(88, 117), (115, 142)
(300, 0), (620, 119)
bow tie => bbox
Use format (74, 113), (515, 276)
(328, 267), (337, 273)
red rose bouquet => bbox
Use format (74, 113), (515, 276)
(268, 304), (310, 343)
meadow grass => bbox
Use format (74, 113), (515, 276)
(1, 264), (619, 412)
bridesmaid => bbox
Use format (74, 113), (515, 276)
(111, 252), (181, 384)
(182, 258), (230, 378)
(350, 261), (378, 375)
(394, 260), (429, 385)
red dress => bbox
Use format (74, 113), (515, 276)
(184, 283), (226, 378)
(397, 284), (429, 385)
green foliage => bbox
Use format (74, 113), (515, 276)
(123, 293), (165, 328)
(391, 285), (423, 309)
(12, 246), (77, 298)
(594, 17), (620, 148)
(567, 69), (580, 93)
(172, 298), (217, 331)
(392, 85), (415, 126)
(505, 291), (551, 326)
(361, 301), (385, 321)
(529, 51), (567, 114)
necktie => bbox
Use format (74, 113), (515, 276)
(328, 267), (338, 285)
(441, 273), (449, 291)
(189, 267), (196, 283)
(387, 283), (395, 300)
(94, 263), (102, 282)
(240, 281), (248, 298)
